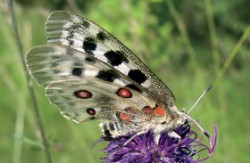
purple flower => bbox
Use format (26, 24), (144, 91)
(101, 122), (216, 163)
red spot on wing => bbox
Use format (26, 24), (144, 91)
(120, 113), (131, 121)
(74, 90), (92, 99)
(116, 112), (131, 123)
(142, 106), (153, 115)
(153, 106), (166, 117)
(86, 108), (96, 115)
(116, 88), (132, 98)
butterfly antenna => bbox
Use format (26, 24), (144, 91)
(187, 84), (212, 114)
(185, 84), (214, 150)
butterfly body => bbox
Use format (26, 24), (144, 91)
(99, 105), (187, 141)
(26, 11), (188, 143)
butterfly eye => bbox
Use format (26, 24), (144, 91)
(74, 90), (92, 99)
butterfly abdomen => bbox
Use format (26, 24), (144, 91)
(100, 122), (129, 140)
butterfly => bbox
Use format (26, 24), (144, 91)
(26, 11), (210, 144)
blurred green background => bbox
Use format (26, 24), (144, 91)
(1, 0), (249, 162)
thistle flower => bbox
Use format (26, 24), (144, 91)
(101, 122), (216, 163)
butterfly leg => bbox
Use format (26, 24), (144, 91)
(153, 131), (181, 145)
(168, 131), (182, 145)
(153, 133), (161, 145)
(168, 131), (181, 139)
(124, 129), (148, 146)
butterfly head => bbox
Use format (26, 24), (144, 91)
(163, 105), (188, 128)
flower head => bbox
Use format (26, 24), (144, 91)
(101, 122), (216, 163)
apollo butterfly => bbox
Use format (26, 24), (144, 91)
(26, 11), (212, 144)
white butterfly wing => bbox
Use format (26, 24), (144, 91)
(46, 11), (175, 108)
(26, 45), (156, 123)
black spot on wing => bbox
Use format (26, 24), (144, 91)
(126, 84), (142, 93)
(85, 57), (95, 63)
(128, 69), (147, 84)
(97, 31), (107, 41)
(90, 117), (95, 120)
(72, 63), (83, 76)
(69, 40), (74, 46)
(72, 68), (83, 76)
(104, 51), (128, 66)
(96, 70), (119, 82)
(83, 37), (96, 53)
(81, 19), (90, 28)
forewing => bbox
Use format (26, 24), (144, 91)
(46, 11), (175, 107)
(26, 45), (156, 123)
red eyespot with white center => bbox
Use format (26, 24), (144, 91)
(86, 108), (96, 116)
(153, 106), (166, 117)
(116, 88), (132, 98)
(74, 90), (92, 99)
